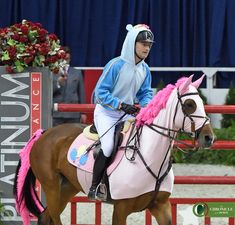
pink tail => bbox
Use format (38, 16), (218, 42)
(14, 129), (44, 225)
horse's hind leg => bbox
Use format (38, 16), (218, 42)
(38, 209), (52, 225)
(59, 176), (78, 212)
(147, 191), (172, 225)
(41, 175), (79, 225)
(38, 178), (77, 225)
(41, 174), (64, 225)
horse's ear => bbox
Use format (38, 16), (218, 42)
(192, 74), (205, 89)
(179, 74), (194, 95)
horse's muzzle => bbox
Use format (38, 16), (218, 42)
(197, 124), (215, 149)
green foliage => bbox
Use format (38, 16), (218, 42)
(0, 190), (11, 224)
(173, 123), (235, 165)
(221, 85), (235, 128)
(156, 79), (165, 91)
(0, 201), (5, 224)
(0, 201), (11, 224)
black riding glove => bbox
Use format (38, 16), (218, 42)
(120, 102), (139, 115)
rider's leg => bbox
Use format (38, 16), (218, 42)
(88, 105), (118, 200)
(88, 149), (109, 200)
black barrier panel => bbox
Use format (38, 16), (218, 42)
(0, 66), (52, 224)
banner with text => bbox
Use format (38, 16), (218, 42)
(0, 67), (52, 224)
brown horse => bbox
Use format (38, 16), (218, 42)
(13, 75), (215, 225)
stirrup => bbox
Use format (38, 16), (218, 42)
(96, 183), (107, 201)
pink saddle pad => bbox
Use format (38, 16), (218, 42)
(67, 133), (127, 175)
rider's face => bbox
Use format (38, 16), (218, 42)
(135, 41), (152, 62)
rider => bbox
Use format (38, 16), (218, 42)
(88, 24), (154, 200)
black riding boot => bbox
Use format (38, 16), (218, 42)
(88, 150), (109, 200)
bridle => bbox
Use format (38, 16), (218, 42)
(145, 88), (209, 152)
(124, 88), (210, 162)
(173, 89), (209, 150)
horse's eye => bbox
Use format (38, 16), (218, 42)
(183, 99), (197, 114)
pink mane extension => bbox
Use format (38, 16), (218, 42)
(16, 129), (44, 225)
(136, 77), (188, 127)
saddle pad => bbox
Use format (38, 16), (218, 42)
(69, 130), (175, 200)
(67, 133), (126, 175)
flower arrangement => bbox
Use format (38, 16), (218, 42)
(0, 19), (68, 73)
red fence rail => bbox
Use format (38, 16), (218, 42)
(175, 176), (235, 184)
(54, 104), (235, 114)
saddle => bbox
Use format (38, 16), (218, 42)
(83, 119), (133, 160)
(83, 119), (132, 141)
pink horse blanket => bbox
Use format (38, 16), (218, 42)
(67, 128), (174, 199)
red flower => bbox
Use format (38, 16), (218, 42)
(48, 33), (58, 41)
(39, 36), (46, 42)
(6, 66), (14, 73)
(11, 33), (20, 41)
(19, 36), (28, 43)
(20, 25), (29, 35)
(24, 56), (34, 64)
(7, 46), (17, 59)
(0, 28), (7, 36)
(39, 46), (49, 55)
(47, 55), (58, 63)
(25, 47), (36, 56)
(58, 50), (67, 59)
(14, 23), (21, 29)
(31, 25), (38, 31)
(39, 28), (47, 37)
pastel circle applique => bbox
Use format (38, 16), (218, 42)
(69, 148), (77, 161)
(79, 153), (88, 165)
(77, 145), (87, 157)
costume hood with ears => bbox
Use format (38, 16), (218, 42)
(120, 24), (154, 65)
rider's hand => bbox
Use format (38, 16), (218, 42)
(120, 102), (140, 115)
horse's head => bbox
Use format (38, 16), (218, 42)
(173, 74), (215, 149)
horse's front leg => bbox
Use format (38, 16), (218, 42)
(147, 191), (172, 225)
(112, 200), (131, 225)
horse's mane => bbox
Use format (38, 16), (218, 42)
(136, 77), (188, 127)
